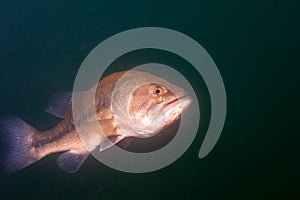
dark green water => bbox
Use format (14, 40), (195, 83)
(0, 0), (298, 199)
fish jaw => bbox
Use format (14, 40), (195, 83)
(147, 95), (192, 125)
(128, 94), (193, 138)
(161, 95), (193, 127)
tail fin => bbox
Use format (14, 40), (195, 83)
(0, 115), (39, 175)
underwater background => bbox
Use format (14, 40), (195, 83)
(0, 0), (298, 199)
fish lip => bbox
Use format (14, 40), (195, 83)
(165, 95), (192, 106)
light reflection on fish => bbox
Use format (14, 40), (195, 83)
(1, 70), (192, 174)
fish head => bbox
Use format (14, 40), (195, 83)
(111, 71), (192, 138)
(128, 82), (192, 137)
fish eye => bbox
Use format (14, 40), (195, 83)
(153, 86), (163, 95)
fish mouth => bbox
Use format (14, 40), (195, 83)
(165, 95), (193, 107)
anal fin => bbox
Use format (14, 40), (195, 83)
(56, 150), (89, 173)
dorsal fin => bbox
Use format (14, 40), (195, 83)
(45, 92), (83, 118)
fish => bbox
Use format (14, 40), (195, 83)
(0, 70), (192, 174)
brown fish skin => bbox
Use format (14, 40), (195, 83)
(2, 70), (192, 174)
(31, 71), (127, 159)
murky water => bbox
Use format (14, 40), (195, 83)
(0, 1), (297, 199)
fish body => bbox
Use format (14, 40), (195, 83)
(1, 70), (192, 174)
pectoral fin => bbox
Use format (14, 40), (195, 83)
(82, 118), (116, 137)
(118, 137), (134, 149)
(99, 135), (125, 152)
(56, 150), (89, 173)
(78, 118), (120, 152)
